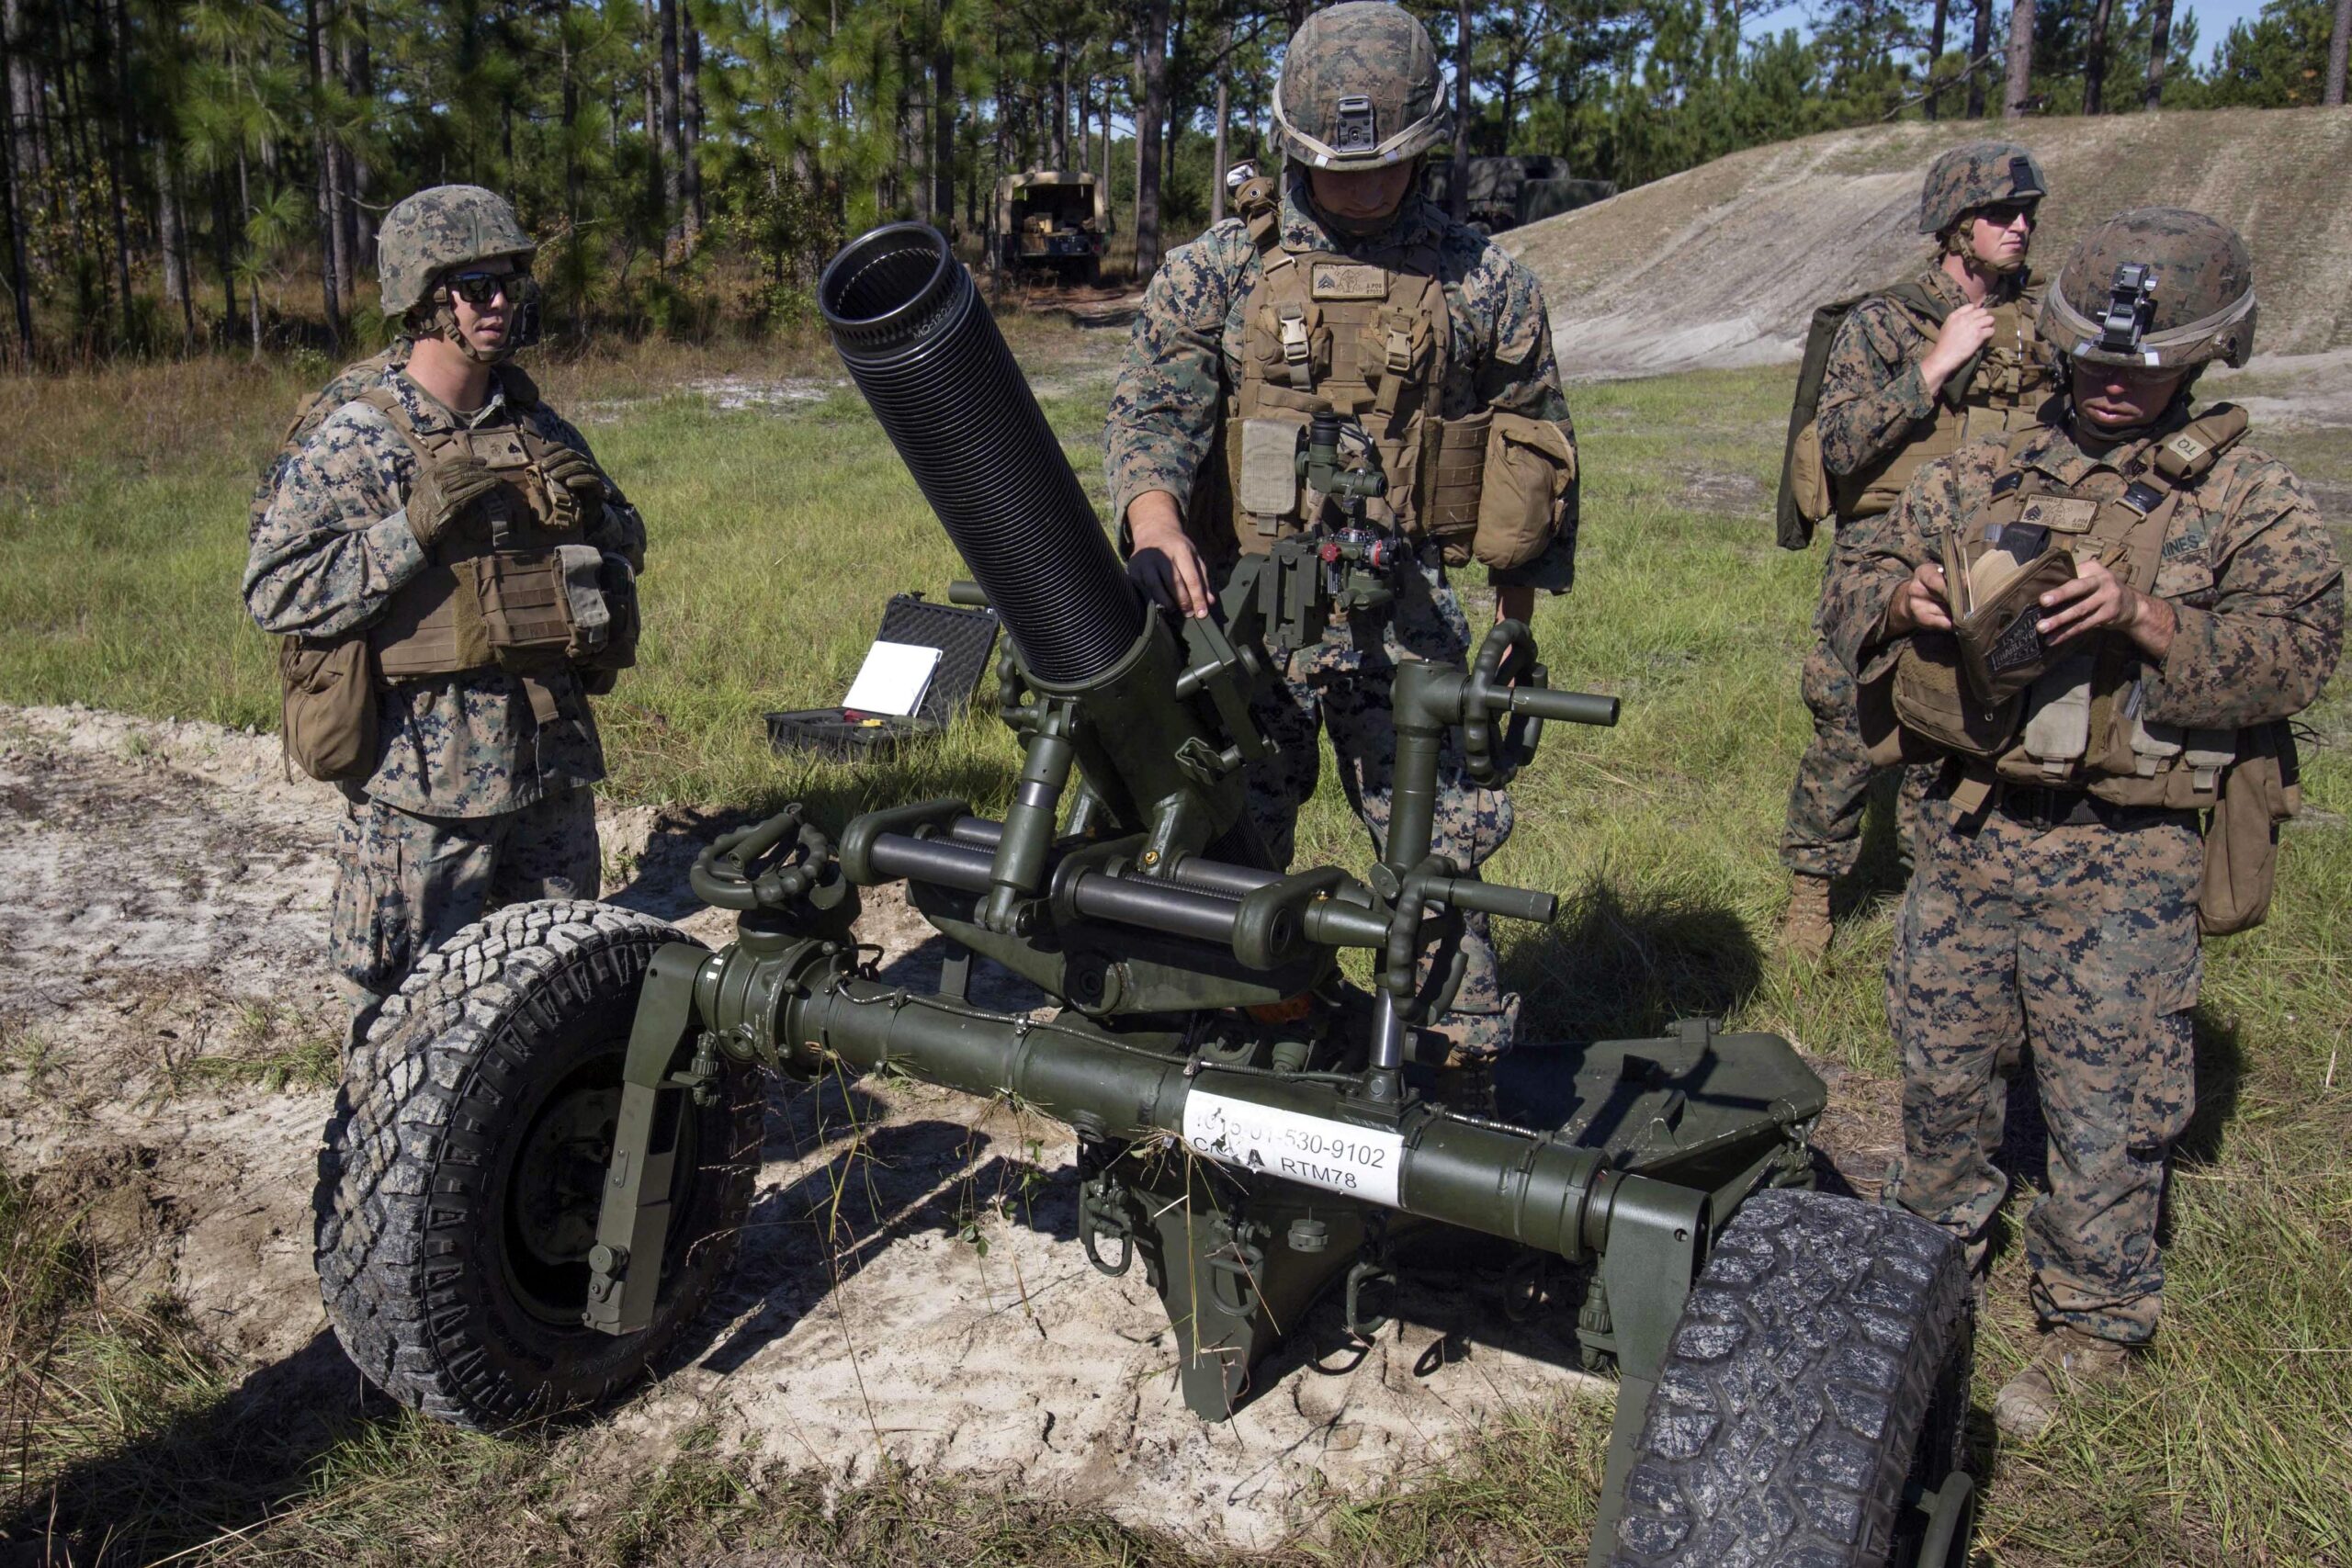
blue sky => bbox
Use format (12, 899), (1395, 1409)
(1736, 1), (2267, 68)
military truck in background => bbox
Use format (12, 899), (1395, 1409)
(995, 170), (1109, 284)
(1422, 155), (1616, 235)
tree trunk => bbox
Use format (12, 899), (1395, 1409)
(343, 7), (372, 277)
(0, 0), (32, 364)
(658, 0), (681, 246)
(2002, 0), (2034, 118)
(2, 0), (34, 192)
(1210, 28), (1229, 224)
(1133, 0), (1168, 275)
(560, 0), (582, 245)
(1449, 0), (1471, 218)
(2083, 0), (2116, 113)
(642, 0), (662, 250)
(1926, 0), (1950, 118)
(1968, 0), (1994, 116)
(681, 6), (703, 243)
(306, 0), (342, 347)
(2142, 0), (2171, 107)
(98, 0), (135, 340)
(157, 141), (191, 344)
(1052, 50), (1069, 167)
(238, 150), (260, 358)
(2325, 0), (2350, 107)
(210, 168), (234, 341)
(932, 39), (955, 229)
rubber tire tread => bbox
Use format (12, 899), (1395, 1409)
(1606, 1188), (1972, 1568)
(315, 897), (758, 1429)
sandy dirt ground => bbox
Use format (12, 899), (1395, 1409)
(0, 702), (1912, 1549)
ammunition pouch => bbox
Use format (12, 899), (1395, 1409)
(1874, 633), (2019, 761)
(2198, 720), (2300, 936)
(1473, 410), (1576, 570)
(278, 635), (379, 783)
(1786, 421), (1832, 529)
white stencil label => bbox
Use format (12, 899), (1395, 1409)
(1181, 1090), (1403, 1207)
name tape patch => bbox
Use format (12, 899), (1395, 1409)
(1181, 1089), (1403, 1206)
(1310, 263), (1389, 301)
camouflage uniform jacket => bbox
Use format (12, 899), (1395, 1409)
(1104, 168), (1577, 589)
(243, 369), (647, 818)
(247, 341), (412, 542)
(1815, 267), (2055, 480)
(1826, 410), (2344, 735)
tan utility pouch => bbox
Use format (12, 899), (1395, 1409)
(1889, 631), (2020, 757)
(1424, 410), (1492, 562)
(470, 544), (611, 668)
(278, 636), (378, 783)
(1235, 416), (1305, 520)
(2199, 723), (2300, 936)
(1475, 411), (1575, 570)
(1787, 421), (1833, 525)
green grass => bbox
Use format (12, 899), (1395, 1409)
(0, 344), (2346, 1563)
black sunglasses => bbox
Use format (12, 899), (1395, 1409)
(1977, 201), (2039, 229)
(447, 268), (529, 307)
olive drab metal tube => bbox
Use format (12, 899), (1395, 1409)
(770, 956), (1640, 1261)
(819, 223), (1145, 688)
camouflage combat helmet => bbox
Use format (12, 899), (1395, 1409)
(1270, 2), (1449, 172)
(2041, 207), (2256, 371)
(1917, 141), (2047, 236)
(377, 186), (537, 318)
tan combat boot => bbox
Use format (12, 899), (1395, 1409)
(1779, 874), (1835, 963)
(1993, 1325), (2133, 1439)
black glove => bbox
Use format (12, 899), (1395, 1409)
(405, 453), (503, 552)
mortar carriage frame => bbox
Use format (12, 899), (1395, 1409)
(316, 221), (1980, 1568)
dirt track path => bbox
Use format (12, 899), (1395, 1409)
(6, 703), (1897, 1549)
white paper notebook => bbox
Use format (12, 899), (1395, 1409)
(842, 640), (942, 716)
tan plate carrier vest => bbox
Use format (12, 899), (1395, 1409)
(358, 384), (616, 721)
(1840, 283), (2055, 521)
(1199, 180), (1571, 572)
(1865, 404), (2301, 932)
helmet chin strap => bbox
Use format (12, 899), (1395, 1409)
(1943, 223), (2027, 280)
(2058, 367), (2199, 447)
(424, 300), (517, 366)
(1298, 155), (1419, 240)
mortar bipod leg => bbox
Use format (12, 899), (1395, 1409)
(1586, 1180), (1713, 1560)
(585, 942), (714, 1336)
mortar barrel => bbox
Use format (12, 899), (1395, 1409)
(820, 223), (1145, 687)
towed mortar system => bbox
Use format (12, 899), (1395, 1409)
(317, 224), (1981, 1567)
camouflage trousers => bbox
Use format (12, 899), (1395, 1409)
(331, 785), (601, 1041)
(1782, 557), (1933, 880)
(1883, 787), (2202, 1344)
(1241, 566), (1519, 1059)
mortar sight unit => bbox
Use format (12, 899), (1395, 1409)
(316, 222), (1980, 1568)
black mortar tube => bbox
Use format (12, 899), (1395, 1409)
(820, 224), (1145, 687)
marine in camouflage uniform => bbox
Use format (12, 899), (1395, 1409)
(1781, 142), (2059, 959)
(1106, 1), (1577, 1064)
(1823, 208), (2341, 1435)
(244, 188), (644, 1046)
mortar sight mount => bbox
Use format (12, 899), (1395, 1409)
(315, 223), (1980, 1568)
